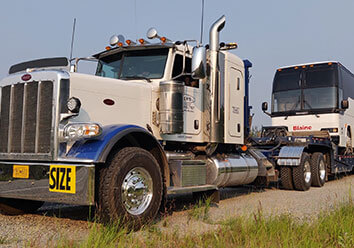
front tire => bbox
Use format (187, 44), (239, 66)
(98, 147), (162, 229)
(292, 152), (312, 191)
(310, 152), (326, 187)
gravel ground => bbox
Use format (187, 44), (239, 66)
(159, 174), (354, 235)
(0, 174), (352, 247)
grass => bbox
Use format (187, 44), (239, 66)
(187, 196), (212, 222)
(52, 197), (353, 248)
(0, 236), (8, 244)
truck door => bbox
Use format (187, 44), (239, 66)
(228, 67), (244, 138)
(172, 54), (202, 135)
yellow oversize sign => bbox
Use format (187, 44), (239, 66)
(49, 165), (76, 194)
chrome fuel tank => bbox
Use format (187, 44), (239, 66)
(206, 154), (258, 187)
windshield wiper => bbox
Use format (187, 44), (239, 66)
(304, 99), (320, 118)
(120, 76), (152, 82)
(284, 98), (301, 120)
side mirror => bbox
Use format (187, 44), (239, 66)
(262, 102), (268, 111)
(191, 46), (206, 79)
(341, 99), (349, 109)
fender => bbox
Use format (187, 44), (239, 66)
(66, 124), (163, 163)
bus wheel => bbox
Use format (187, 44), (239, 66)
(280, 167), (294, 190)
(292, 152), (312, 191)
(0, 198), (43, 215)
(98, 147), (162, 229)
(310, 152), (326, 187)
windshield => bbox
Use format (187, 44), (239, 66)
(303, 87), (337, 110)
(272, 89), (301, 112)
(96, 48), (169, 80)
(271, 64), (339, 114)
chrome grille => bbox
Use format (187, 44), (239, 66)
(0, 81), (53, 155)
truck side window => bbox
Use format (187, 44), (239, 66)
(172, 55), (198, 87)
(172, 55), (184, 78)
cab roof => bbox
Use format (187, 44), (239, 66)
(93, 43), (175, 59)
(277, 61), (340, 70)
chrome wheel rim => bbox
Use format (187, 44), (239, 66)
(304, 161), (311, 184)
(319, 160), (326, 181)
(121, 167), (153, 215)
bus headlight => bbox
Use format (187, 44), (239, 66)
(321, 128), (338, 133)
(63, 123), (102, 140)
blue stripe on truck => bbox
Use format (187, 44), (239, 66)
(65, 124), (146, 162)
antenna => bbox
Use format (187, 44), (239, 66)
(70, 18), (77, 60)
(200, 0), (205, 44)
(134, 0), (137, 40)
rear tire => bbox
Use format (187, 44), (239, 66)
(98, 147), (162, 229)
(280, 167), (294, 190)
(292, 152), (312, 191)
(0, 198), (43, 215)
(310, 152), (326, 187)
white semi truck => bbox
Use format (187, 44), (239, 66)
(0, 16), (266, 226)
(0, 15), (351, 226)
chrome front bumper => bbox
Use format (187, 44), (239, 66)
(0, 162), (95, 205)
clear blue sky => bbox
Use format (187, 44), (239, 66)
(1, 0), (354, 127)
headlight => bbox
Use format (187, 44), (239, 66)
(63, 123), (102, 140)
(67, 97), (81, 113)
(321, 128), (338, 133)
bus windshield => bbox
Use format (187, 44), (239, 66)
(271, 64), (339, 115)
(96, 48), (169, 80)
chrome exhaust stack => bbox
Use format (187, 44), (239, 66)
(209, 15), (226, 143)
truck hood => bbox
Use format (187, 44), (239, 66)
(68, 73), (152, 127)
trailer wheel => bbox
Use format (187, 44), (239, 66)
(0, 198), (43, 215)
(98, 147), (162, 229)
(310, 152), (326, 187)
(292, 152), (312, 191)
(280, 167), (294, 190)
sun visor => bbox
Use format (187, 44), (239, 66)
(9, 57), (69, 74)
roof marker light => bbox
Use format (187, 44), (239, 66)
(294, 66), (299, 69)
(328, 62), (333, 65)
(302, 65), (306, 68)
(105, 46), (111, 50)
(118, 42), (124, 47)
(310, 64), (314, 67)
(139, 38), (150, 45)
(126, 39), (136, 45)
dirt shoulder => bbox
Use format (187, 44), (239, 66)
(0, 175), (352, 246)
(158, 175), (353, 235)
